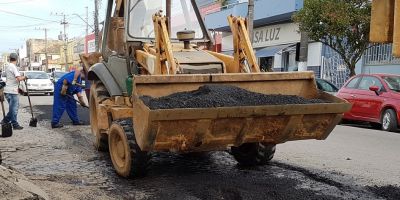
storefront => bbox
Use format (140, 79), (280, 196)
(220, 22), (323, 74)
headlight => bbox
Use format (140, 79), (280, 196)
(27, 83), (31, 86)
(48, 83), (53, 86)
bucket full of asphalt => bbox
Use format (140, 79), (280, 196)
(140, 84), (327, 110)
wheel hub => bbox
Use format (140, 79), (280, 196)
(383, 112), (391, 129)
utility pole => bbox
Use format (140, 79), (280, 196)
(44, 28), (48, 72)
(61, 14), (69, 71)
(35, 27), (49, 71)
(94, 0), (100, 52)
(85, 6), (89, 38)
(298, 32), (309, 71)
(247, 0), (254, 43)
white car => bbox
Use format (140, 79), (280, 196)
(19, 71), (54, 95)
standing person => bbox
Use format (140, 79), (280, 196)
(1, 53), (26, 130)
(51, 68), (87, 128)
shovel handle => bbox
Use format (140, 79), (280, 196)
(24, 79), (35, 118)
(66, 95), (89, 109)
(0, 100), (6, 118)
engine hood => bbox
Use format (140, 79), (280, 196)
(173, 50), (224, 74)
(27, 79), (52, 85)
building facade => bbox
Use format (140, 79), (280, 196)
(26, 39), (63, 71)
(204, 0), (325, 73)
(360, 43), (400, 75)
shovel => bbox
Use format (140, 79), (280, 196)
(1, 99), (12, 137)
(66, 95), (89, 108)
(24, 80), (38, 127)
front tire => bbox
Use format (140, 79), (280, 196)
(90, 81), (110, 151)
(109, 119), (150, 178)
(382, 109), (398, 132)
(231, 142), (276, 166)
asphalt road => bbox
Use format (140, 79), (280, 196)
(3, 95), (399, 199)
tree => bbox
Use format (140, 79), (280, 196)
(293, 0), (371, 76)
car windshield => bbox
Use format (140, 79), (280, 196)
(26, 72), (49, 79)
(54, 72), (67, 78)
(316, 79), (338, 92)
(382, 76), (400, 92)
(128, 0), (204, 39)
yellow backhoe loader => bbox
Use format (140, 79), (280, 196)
(370, 0), (400, 56)
(85, 0), (350, 178)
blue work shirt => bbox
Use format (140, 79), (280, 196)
(56, 71), (82, 95)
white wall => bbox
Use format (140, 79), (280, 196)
(307, 42), (322, 66)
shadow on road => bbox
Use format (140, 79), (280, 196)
(28, 105), (89, 125)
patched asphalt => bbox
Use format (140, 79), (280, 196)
(3, 102), (395, 200)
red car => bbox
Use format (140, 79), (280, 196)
(337, 74), (400, 132)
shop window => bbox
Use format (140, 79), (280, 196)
(259, 56), (274, 72)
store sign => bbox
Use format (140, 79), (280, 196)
(74, 43), (85, 54)
(221, 23), (301, 52)
(87, 40), (96, 53)
(252, 23), (301, 48)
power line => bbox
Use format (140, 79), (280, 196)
(0, 8), (58, 22)
(0, 22), (56, 28)
(0, 0), (36, 4)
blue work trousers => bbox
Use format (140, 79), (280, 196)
(51, 84), (79, 125)
(2, 93), (20, 127)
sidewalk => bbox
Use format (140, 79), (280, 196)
(0, 165), (48, 200)
(0, 99), (49, 199)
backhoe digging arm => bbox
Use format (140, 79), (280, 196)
(227, 15), (260, 73)
(135, 12), (179, 75)
(153, 12), (178, 74)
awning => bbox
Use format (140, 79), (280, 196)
(255, 44), (295, 57)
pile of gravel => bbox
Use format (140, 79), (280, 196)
(140, 84), (326, 110)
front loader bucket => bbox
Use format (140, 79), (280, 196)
(131, 72), (351, 152)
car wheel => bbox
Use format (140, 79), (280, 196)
(382, 109), (398, 132)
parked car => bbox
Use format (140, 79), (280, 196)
(51, 71), (68, 83)
(19, 71), (54, 96)
(316, 78), (339, 95)
(337, 74), (400, 132)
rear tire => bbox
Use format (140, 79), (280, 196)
(231, 142), (276, 166)
(90, 81), (110, 151)
(382, 109), (398, 132)
(109, 119), (150, 178)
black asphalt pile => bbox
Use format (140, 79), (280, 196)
(140, 84), (326, 110)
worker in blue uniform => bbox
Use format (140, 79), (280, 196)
(51, 69), (88, 128)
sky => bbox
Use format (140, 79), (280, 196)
(0, 0), (107, 54)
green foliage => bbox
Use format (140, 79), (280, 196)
(293, 0), (371, 76)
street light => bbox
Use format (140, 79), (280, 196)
(72, 13), (94, 30)
(73, 6), (93, 38)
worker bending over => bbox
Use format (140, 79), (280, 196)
(51, 68), (88, 128)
